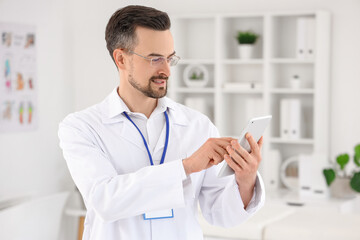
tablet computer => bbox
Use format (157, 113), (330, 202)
(217, 115), (272, 178)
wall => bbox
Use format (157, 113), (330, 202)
(0, 0), (74, 198)
(71, 0), (360, 159)
(1, 0), (358, 199)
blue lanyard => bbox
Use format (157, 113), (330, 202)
(123, 111), (169, 166)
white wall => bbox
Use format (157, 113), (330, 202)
(0, 0), (74, 198)
(70, 0), (360, 159)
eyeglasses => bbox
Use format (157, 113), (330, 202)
(127, 50), (180, 67)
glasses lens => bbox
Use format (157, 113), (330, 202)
(169, 56), (180, 66)
(151, 57), (165, 66)
(150, 55), (180, 67)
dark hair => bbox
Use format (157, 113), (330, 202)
(105, 5), (171, 64)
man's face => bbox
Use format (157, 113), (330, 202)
(126, 26), (174, 99)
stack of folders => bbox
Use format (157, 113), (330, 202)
(263, 149), (282, 190)
(296, 17), (315, 59)
(299, 154), (329, 198)
(280, 99), (301, 139)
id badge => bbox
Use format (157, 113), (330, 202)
(143, 209), (174, 220)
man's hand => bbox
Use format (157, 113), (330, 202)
(183, 137), (234, 175)
(224, 133), (263, 208)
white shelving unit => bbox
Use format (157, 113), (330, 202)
(170, 11), (331, 185)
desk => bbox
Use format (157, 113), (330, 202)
(65, 192), (360, 240)
(200, 202), (296, 240)
(265, 189), (358, 214)
(65, 208), (86, 240)
(0, 196), (30, 211)
(263, 208), (360, 240)
(201, 190), (360, 240)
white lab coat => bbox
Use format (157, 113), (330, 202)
(58, 88), (265, 240)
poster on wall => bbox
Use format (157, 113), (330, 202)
(0, 23), (37, 132)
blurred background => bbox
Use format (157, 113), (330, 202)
(0, 0), (359, 239)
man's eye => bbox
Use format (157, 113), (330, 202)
(152, 57), (163, 63)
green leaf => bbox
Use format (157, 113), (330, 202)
(236, 31), (258, 44)
(354, 144), (360, 167)
(190, 72), (197, 79)
(350, 172), (360, 192)
(323, 169), (336, 186)
(336, 154), (349, 170)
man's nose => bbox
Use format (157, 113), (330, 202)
(158, 60), (171, 77)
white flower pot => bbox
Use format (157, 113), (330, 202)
(330, 178), (356, 199)
(290, 76), (301, 89)
(238, 44), (254, 59)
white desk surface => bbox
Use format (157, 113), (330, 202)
(199, 201), (296, 240)
(0, 195), (30, 211)
(265, 189), (359, 214)
(64, 189), (359, 216)
(264, 209), (360, 240)
(64, 189), (360, 240)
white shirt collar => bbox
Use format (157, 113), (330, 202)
(101, 88), (187, 125)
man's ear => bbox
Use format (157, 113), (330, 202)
(113, 49), (127, 70)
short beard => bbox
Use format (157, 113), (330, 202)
(128, 73), (168, 99)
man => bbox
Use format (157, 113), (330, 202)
(59, 5), (265, 240)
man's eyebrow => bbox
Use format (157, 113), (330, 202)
(148, 51), (176, 57)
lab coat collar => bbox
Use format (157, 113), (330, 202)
(101, 87), (189, 126)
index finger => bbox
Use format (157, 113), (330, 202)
(213, 137), (236, 148)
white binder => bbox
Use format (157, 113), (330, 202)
(305, 18), (316, 59)
(288, 99), (301, 139)
(299, 154), (329, 198)
(280, 99), (301, 139)
(263, 149), (282, 190)
(296, 17), (316, 59)
(280, 99), (290, 138)
(296, 18), (307, 59)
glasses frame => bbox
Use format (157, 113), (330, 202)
(127, 50), (180, 67)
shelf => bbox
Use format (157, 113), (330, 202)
(221, 59), (264, 65)
(270, 88), (314, 94)
(269, 138), (314, 145)
(171, 11), (331, 163)
(178, 59), (215, 65)
(175, 87), (215, 93)
(270, 58), (315, 64)
(269, 11), (317, 17)
(222, 88), (263, 94)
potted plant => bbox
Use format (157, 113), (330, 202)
(323, 144), (360, 198)
(183, 64), (209, 88)
(235, 30), (259, 59)
(190, 71), (204, 81)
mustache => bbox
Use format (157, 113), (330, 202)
(150, 75), (168, 81)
